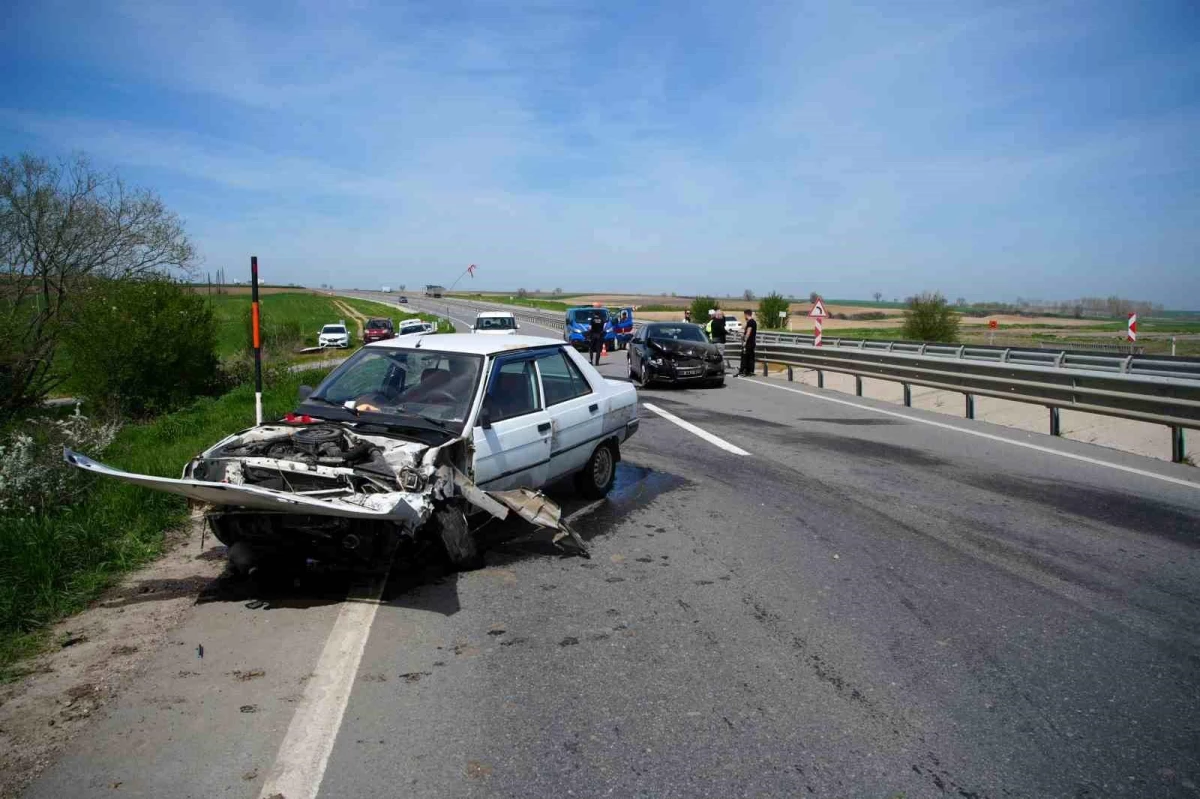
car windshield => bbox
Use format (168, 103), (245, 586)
(322, 325), (346, 334)
(477, 316), (515, 330)
(366, 320), (389, 329)
(307, 348), (483, 429)
(647, 324), (708, 342)
(569, 309), (607, 324)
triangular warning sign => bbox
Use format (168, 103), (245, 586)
(808, 299), (828, 318)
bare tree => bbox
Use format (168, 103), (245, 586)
(743, 289), (755, 301)
(1, 153), (195, 414)
(873, 291), (882, 303)
(808, 291), (819, 304)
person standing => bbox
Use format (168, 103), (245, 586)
(588, 310), (606, 366)
(708, 309), (728, 368)
(737, 309), (757, 376)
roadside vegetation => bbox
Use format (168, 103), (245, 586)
(901, 292), (961, 343)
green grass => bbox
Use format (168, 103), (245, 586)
(337, 297), (447, 331)
(206, 292), (351, 357)
(0, 368), (329, 680)
(449, 294), (575, 313)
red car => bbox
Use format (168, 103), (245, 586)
(362, 318), (395, 344)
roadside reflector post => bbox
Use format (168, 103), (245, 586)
(817, 370), (824, 389)
(855, 376), (863, 396)
(1049, 406), (1061, 437)
(965, 393), (975, 420)
(786, 366), (794, 382)
(1171, 426), (1186, 463)
(902, 383), (912, 407)
(761, 361), (768, 377)
(1127, 312), (1137, 343)
(251, 255), (263, 426)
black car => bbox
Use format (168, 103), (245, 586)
(627, 322), (725, 388)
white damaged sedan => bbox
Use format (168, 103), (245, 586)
(66, 335), (639, 571)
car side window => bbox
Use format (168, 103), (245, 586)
(482, 358), (541, 423)
(537, 350), (593, 406)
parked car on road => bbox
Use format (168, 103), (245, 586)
(65, 335), (639, 572)
(363, 318), (395, 344)
(628, 322), (725, 388)
(722, 317), (743, 337)
(472, 311), (519, 335)
(397, 318), (435, 337)
(318, 323), (351, 348)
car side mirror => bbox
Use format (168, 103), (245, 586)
(298, 385), (313, 402)
(479, 406), (493, 430)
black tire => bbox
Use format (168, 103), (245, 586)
(628, 354), (637, 381)
(639, 360), (653, 388)
(709, 378), (725, 388)
(432, 506), (483, 570)
(575, 441), (617, 498)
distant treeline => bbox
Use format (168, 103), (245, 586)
(952, 296), (1167, 319)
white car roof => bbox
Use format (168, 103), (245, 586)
(366, 333), (563, 355)
(475, 310), (516, 318)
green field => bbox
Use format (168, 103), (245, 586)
(449, 293), (574, 313)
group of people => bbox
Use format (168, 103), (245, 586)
(684, 307), (758, 377)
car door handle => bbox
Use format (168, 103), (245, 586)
(588, 403), (599, 413)
(537, 422), (552, 433)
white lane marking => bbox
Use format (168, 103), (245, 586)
(745, 378), (1199, 491)
(643, 402), (750, 456)
(258, 567), (391, 799)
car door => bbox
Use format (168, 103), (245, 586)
(471, 353), (553, 490)
(535, 347), (603, 480)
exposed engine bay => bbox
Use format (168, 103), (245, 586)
(64, 421), (587, 573)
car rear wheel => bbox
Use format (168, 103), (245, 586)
(575, 441), (617, 499)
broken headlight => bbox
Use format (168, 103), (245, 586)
(398, 467), (424, 492)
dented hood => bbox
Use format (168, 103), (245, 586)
(63, 449), (427, 522)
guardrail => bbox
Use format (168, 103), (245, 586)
(745, 338), (1197, 463)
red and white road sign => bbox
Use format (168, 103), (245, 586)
(1128, 312), (1137, 342)
(814, 318), (824, 347)
(809, 298), (828, 318)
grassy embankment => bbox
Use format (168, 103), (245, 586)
(0, 369), (327, 679)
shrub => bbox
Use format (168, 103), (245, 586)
(758, 292), (790, 329)
(0, 406), (120, 518)
(901, 292), (961, 343)
(849, 311), (888, 321)
(62, 277), (221, 418)
(689, 296), (719, 323)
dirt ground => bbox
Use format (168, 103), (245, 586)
(0, 516), (226, 799)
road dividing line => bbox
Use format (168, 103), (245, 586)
(258, 566), (391, 799)
(643, 402), (750, 456)
(745, 378), (1200, 491)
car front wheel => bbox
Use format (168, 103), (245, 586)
(575, 441), (617, 499)
(639, 360), (653, 387)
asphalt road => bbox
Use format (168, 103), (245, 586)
(21, 337), (1200, 798)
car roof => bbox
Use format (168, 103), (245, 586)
(476, 310), (516, 318)
(365, 333), (564, 355)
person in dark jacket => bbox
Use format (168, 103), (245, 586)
(707, 309), (728, 369)
(588, 311), (606, 366)
(737, 309), (757, 376)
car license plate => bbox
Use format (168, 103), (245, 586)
(678, 367), (702, 376)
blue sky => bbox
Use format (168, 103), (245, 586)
(2, 0), (1198, 306)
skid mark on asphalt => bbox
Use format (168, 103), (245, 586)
(257, 564), (392, 799)
(746, 378), (1200, 491)
(643, 402), (750, 455)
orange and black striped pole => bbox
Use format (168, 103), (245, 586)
(251, 255), (263, 425)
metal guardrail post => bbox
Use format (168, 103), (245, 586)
(1172, 426), (1187, 463)
(855, 376), (863, 396)
(817, 370), (824, 388)
(787, 366), (794, 382)
(903, 383), (912, 407)
(965, 393), (975, 419)
(1049, 406), (1061, 437)
(761, 361), (768, 377)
